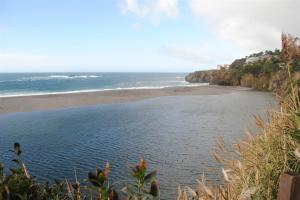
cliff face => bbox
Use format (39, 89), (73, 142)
(185, 70), (217, 83)
(186, 69), (288, 91)
(185, 67), (241, 85)
(240, 74), (271, 90)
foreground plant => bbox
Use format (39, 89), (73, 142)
(0, 144), (159, 200)
(122, 159), (159, 200)
(87, 161), (118, 200)
(0, 143), (66, 200)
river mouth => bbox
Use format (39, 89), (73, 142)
(0, 91), (275, 199)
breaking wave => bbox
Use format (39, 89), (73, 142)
(1, 75), (104, 82)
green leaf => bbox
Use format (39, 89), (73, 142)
(292, 129), (300, 143)
(11, 159), (20, 164)
(149, 181), (159, 197)
(294, 112), (300, 128)
(14, 143), (22, 156)
(144, 171), (156, 184)
(87, 172), (101, 187)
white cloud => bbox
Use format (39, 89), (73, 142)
(162, 46), (235, 67)
(0, 53), (68, 72)
(155, 0), (178, 18)
(119, 0), (149, 17)
(162, 47), (213, 63)
(119, 0), (178, 24)
(188, 0), (300, 52)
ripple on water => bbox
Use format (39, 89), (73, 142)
(0, 91), (275, 199)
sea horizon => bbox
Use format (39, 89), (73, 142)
(0, 72), (206, 97)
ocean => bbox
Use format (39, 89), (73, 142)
(0, 73), (203, 97)
(0, 73), (275, 199)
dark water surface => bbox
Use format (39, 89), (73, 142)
(0, 91), (275, 199)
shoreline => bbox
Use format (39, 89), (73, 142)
(0, 84), (207, 98)
(0, 85), (250, 114)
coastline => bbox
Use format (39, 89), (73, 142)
(0, 85), (249, 114)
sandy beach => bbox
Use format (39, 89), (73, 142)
(0, 85), (247, 114)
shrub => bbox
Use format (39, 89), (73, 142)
(0, 144), (159, 200)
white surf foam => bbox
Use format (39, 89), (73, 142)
(0, 83), (208, 98)
(9, 75), (103, 82)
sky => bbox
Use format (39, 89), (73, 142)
(0, 0), (299, 72)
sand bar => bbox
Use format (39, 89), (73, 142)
(0, 85), (249, 114)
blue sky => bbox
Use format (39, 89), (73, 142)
(0, 0), (298, 72)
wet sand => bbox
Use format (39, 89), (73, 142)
(0, 85), (248, 114)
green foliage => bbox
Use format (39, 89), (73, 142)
(290, 59), (300, 73)
(122, 159), (159, 200)
(241, 57), (281, 77)
(229, 58), (246, 69)
(261, 61), (281, 74)
(291, 112), (300, 143)
(242, 62), (264, 76)
(0, 144), (159, 200)
(0, 143), (67, 200)
(87, 162), (119, 200)
(221, 49), (285, 88)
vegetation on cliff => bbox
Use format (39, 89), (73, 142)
(178, 34), (300, 199)
(186, 34), (300, 92)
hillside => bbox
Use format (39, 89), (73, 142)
(186, 44), (300, 92)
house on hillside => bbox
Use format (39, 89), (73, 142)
(245, 54), (272, 64)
